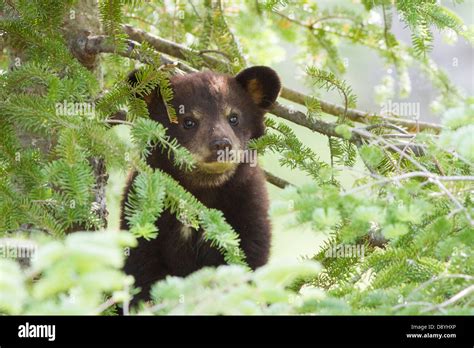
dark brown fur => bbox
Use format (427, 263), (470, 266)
(121, 66), (281, 301)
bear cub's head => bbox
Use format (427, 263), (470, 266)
(128, 66), (281, 188)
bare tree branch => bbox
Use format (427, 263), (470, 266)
(121, 24), (222, 69)
(264, 170), (292, 188)
(270, 102), (363, 144)
(280, 87), (442, 133)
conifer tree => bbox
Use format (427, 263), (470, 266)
(0, 0), (472, 315)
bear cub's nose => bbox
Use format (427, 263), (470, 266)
(210, 138), (232, 152)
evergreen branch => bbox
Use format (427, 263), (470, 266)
(253, 119), (332, 184)
(124, 172), (166, 240)
(69, 26), (446, 185)
(270, 103), (426, 157)
(0, 0), (472, 315)
(119, 24), (443, 133)
(157, 170), (246, 266)
(78, 32), (431, 173)
(99, 0), (124, 37)
(130, 118), (195, 171)
(88, 32), (369, 144)
(306, 67), (357, 122)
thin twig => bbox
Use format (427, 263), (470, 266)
(343, 171), (474, 196)
(122, 283), (130, 316)
(392, 301), (435, 311)
(93, 297), (116, 315)
(422, 285), (474, 313)
(364, 123), (410, 134)
(106, 119), (133, 126)
(410, 274), (474, 297)
(352, 128), (474, 226)
(381, 134), (415, 139)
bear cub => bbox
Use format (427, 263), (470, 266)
(121, 66), (281, 301)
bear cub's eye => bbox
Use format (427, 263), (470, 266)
(183, 118), (197, 129)
(228, 113), (239, 126)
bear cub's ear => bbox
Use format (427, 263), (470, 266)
(127, 68), (156, 104)
(235, 66), (281, 109)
